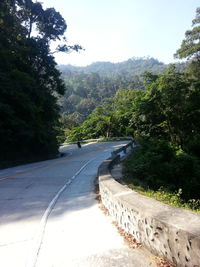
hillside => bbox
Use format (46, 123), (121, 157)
(58, 57), (186, 129)
(59, 57), (186, 77)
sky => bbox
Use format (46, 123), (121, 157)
(41, 0), (199, 66)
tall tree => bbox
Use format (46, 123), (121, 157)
(0, 0), (81, 164)
(175, 7), (200, 61)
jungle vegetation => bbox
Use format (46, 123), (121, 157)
(0, 0), (81, 166)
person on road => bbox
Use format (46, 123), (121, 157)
(77, 141), (81, 148)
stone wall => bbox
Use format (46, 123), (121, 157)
(98, 157), (200, 267)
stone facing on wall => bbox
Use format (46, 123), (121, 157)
(98, 158), (200, 267)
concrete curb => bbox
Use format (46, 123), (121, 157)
(98, 152), (200, 266)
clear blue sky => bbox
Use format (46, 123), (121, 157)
(41, 0), (198, 66)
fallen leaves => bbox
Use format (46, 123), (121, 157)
(94, 180), (101, 202)
(112, 221), (142, 249)
(152, 256), (174, 267)
(99, 204), (109, 216)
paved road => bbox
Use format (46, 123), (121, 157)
(0, 142), (156, 267)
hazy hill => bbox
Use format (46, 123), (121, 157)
(59, 57), (186, 77)
(58, 57), (186, 128)
(59, 57), (165, 77)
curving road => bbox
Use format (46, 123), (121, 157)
(0, 141), (155, 267)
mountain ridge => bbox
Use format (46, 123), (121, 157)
(58, 57), (186, 77)
(58, 57), (187, 127)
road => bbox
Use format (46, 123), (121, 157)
(0, 141), (156, 267)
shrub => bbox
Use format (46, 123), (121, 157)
(123, 139), (200, 203)
(171, 152), (200, 199)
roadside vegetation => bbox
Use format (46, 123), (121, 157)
(0, 0), (81, 167)
(66, 7), (200, 211)
(123, 139), (200, 212)
(58, 58), (186, 127)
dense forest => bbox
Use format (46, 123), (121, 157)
(66, 7), (200, 206)
(0, 0), (81, 166)
(58, 58), (186, 128)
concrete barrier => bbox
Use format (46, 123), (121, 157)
(98, 151), (200, 266)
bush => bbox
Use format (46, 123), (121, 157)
(123, 139), (200, 203)
(124, 139), (174, 189)
(171, 152), (200, 199)
(185, 134), (200, 158)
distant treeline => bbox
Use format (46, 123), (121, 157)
(58, 57), (186, 128)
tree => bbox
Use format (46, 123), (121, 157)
(175, 7), (200, 61)
(0, 0), (81, 164)
(134, 66), (200, 155)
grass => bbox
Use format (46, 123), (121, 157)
(124, 179), (200, 213)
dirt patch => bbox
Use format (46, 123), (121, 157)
(151, 256), (174, 267)
(99, 204), (110, 216)
(94, 181), (101, 202)
(112, 221), (141, 249)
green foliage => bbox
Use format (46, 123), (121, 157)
(123, 139), (200, 209)
(66, 65), (196, 145)
(175, 7), (200, 61)
(120, 9), (200, 209)
(66, 126), (84, 142)
(175, 7), (200, 81)
(66, 89), (145, 141)
(58, 58), (187, 123)
(60, 57), (167, 77)
(132, 66), (200, 155)
(124, 139), (175, 189)
(0, 0), (81, 165)
(133, 187), (200, 213)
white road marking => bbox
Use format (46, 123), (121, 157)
(26, 159), (94, 267)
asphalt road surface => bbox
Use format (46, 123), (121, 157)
(0, 142), (156, 267)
